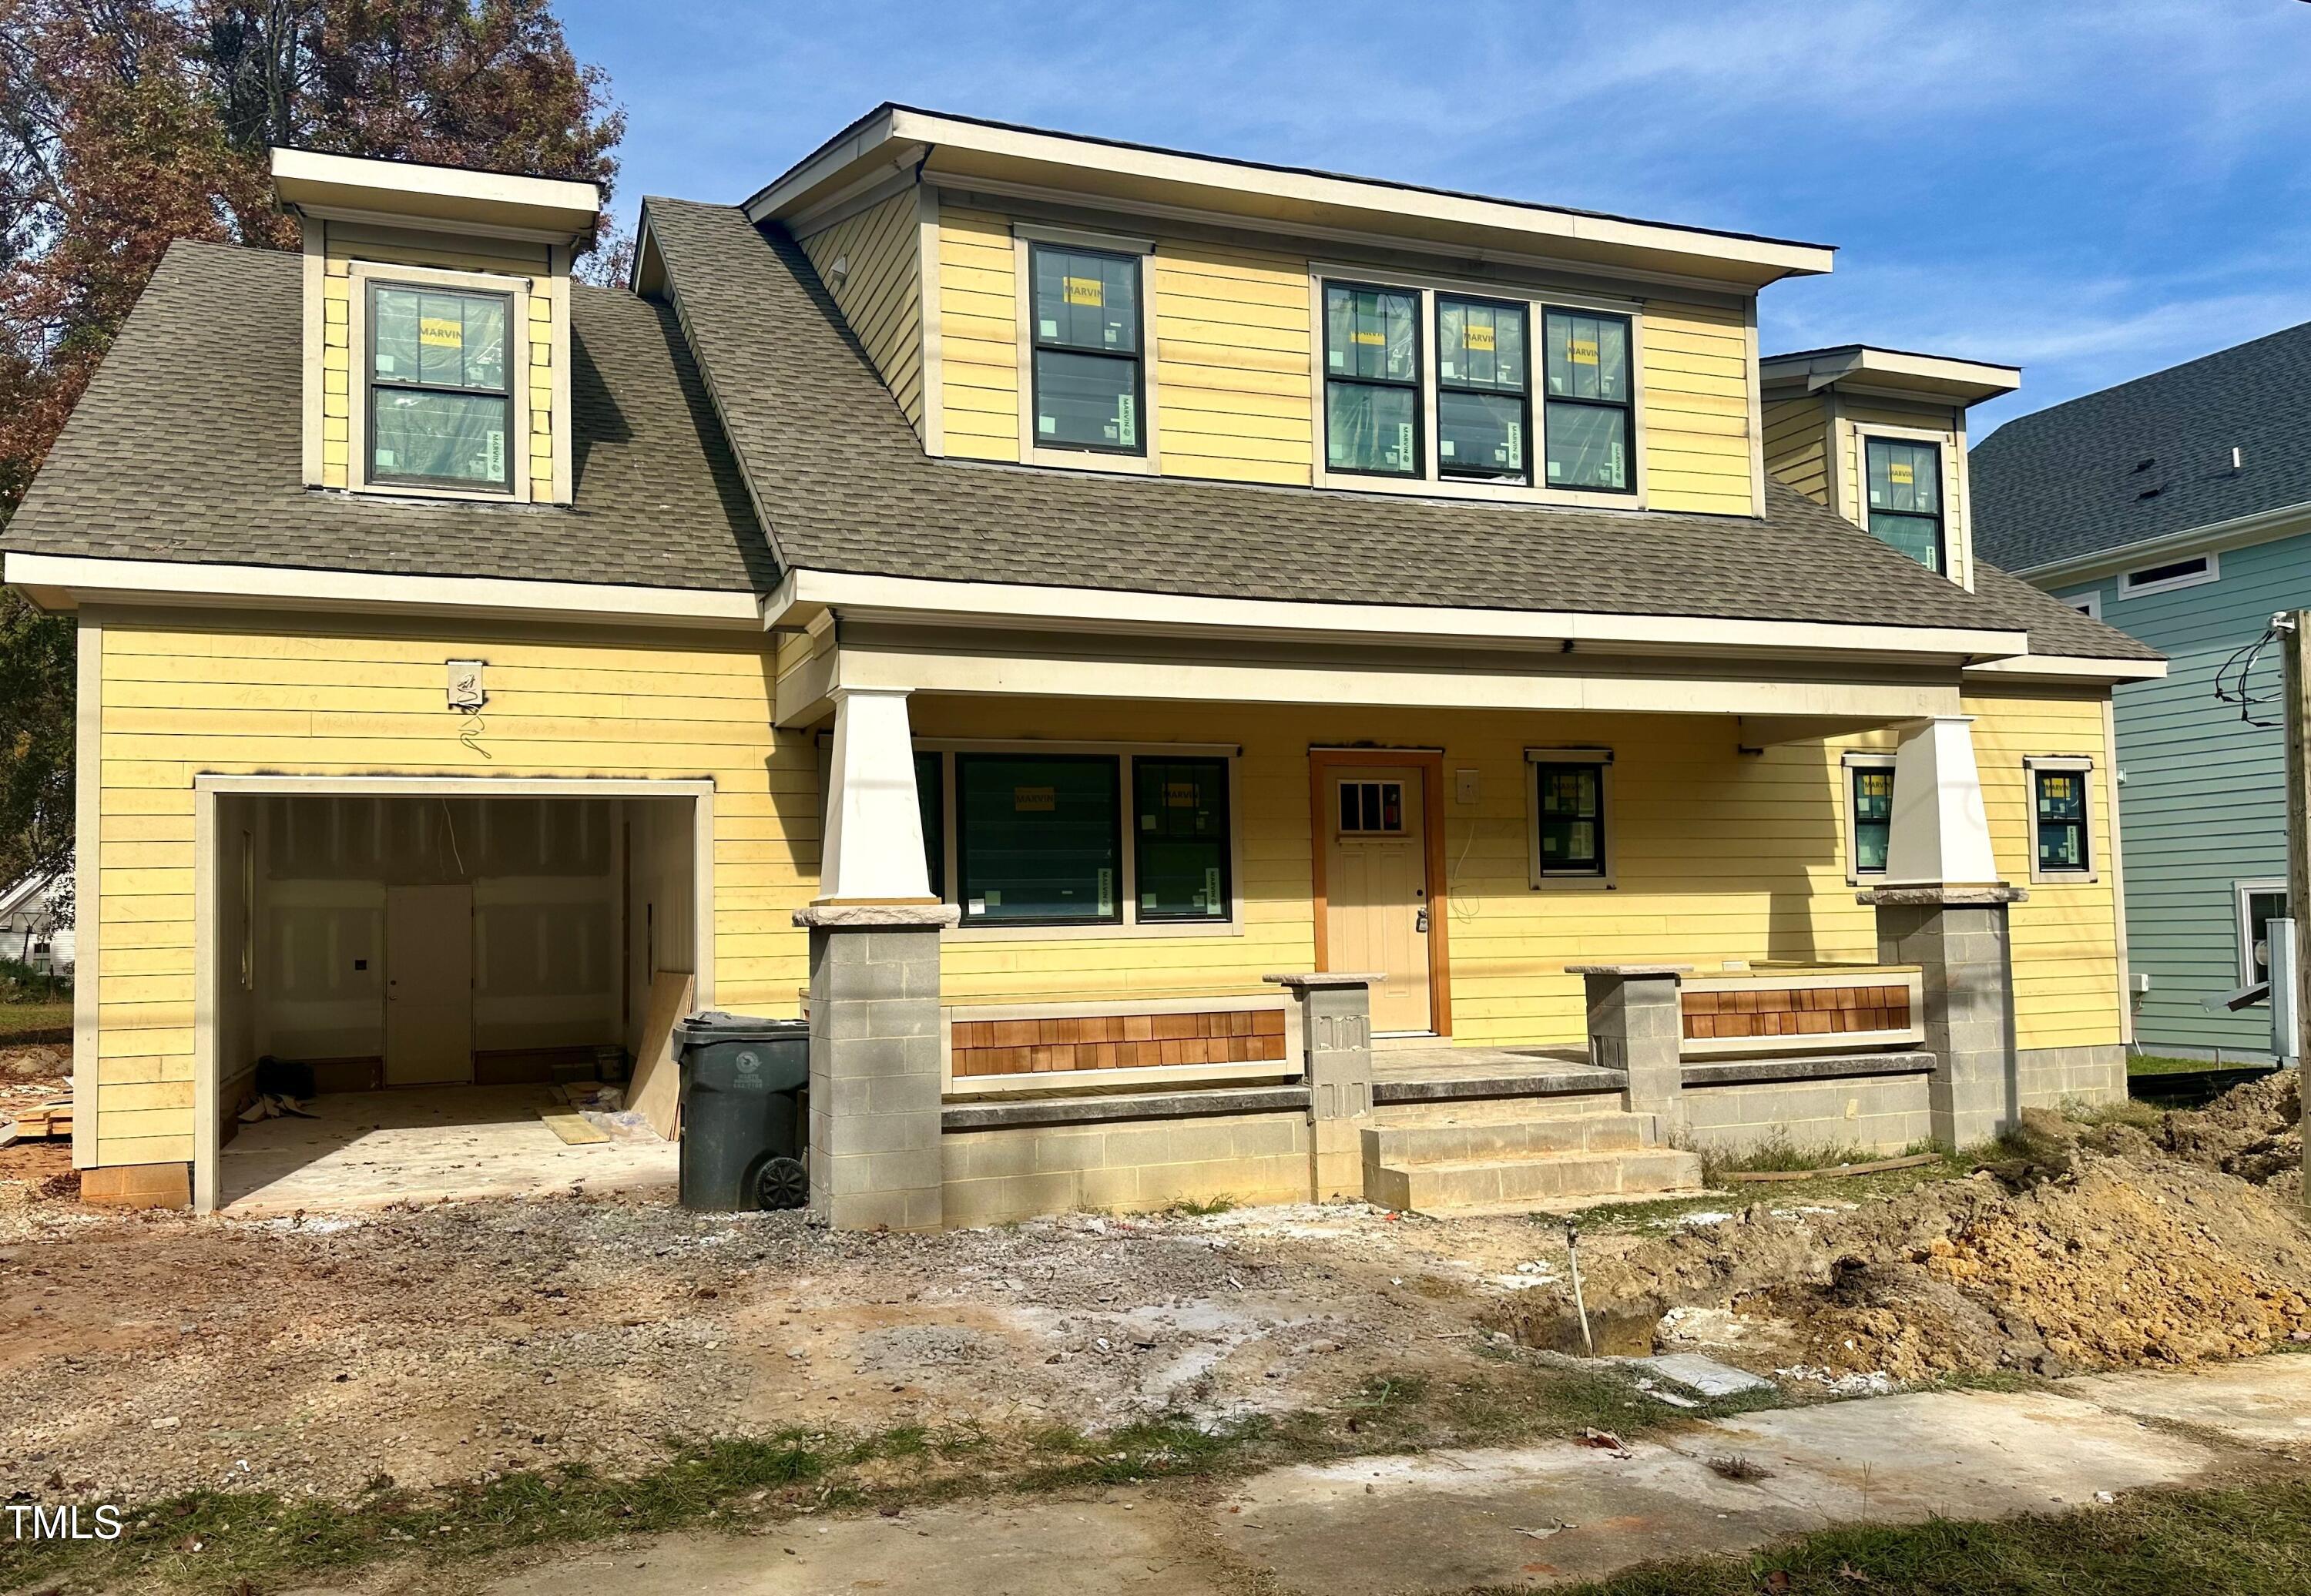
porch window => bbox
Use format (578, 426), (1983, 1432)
(1133, 756), (1230, 921)
(2028, 759), (2091, 877)
(1030, 243), (1144, 454)
(1542, 310), (1632, 492)
(1863, 436), (1944, 573)
(955, 754), (1121, 925)
(1323, 282), (1421, 476)
(915, 751), (944, 897)
(1437, 296), (1528, 481)
(1531, 756), (1608, 879)
(367, 283), (515, 490)
(1850, 762), (1894, 876)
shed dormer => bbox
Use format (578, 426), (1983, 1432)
(273, 149), (601, 505)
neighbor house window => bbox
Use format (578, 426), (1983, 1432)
(2236, 880), (2289, 989)
(367, 283), (513, 490)
(2118, 552), (2218, 598)
(1323, 282), (1420, 477)
(1134, 757), (1230, 922)
(1542, 310), (1632, 492)
(1528, 752), (1612, 881)
(2028, 759), (2092, 877)
(955, 753), (1121, 926)
(1863, 436), (1944, 572)
(1849, 760), (1895, 876)
(1030, 243), (1143, 454)
(1437, 295), (1528, 482)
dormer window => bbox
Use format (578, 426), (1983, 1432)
(368, 283), (515, 491)
(1863, 435), (1944, 573)
(1029, 243), (1143, 454)
(1323, 282), (1421, 477)
(1542, 310), (1633, 492)
(1437, 296), (1529, 483)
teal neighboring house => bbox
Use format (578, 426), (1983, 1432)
(1973, 320), (2311, 1061)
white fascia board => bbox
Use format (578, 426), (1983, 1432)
(2014, 498), (2311, 585)
(1963, 654), (2167, 682)
(1759, 347), (2020, 406)
(3, 552), (764, 629)
(767, 567), (2026, 662)
(272, 147), (600, 240)
(750, 108), (1833, 283)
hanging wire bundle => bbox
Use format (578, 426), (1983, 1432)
(2214, 615), (2293, 730)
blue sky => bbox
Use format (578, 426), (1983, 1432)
(559, 0), (2311, 434)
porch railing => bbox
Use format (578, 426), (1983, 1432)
(1678, 964), (1924, 1058)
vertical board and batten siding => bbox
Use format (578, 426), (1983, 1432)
(1762, 394), (1830, 503)
(319, 224), (558, 501)
(2058, 529), (2311, 1054)
(795, 191), (925, 438)
(86, 615), (813, 1168)
(928, 197), (1756, 511)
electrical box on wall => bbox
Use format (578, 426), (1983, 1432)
(1455, 769), (1480, 804)
(447, 659), (486, 710)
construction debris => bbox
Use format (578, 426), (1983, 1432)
(0, 1095), (72, 1144)
(236, 1092), (315, 1123)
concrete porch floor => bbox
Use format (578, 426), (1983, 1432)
(217, 1084), (678, 1217)
(1372, 1044), (1621, 1101)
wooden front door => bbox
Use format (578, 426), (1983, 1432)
(384, 884), (474, 1086)
(1323, 768), (1433, 1033)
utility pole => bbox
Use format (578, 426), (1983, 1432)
(2281, 609), (2311, 1211)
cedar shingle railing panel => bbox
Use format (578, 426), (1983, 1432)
(1678, 967), (1924, 1058)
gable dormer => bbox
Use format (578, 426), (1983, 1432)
(1759, 345), (2019, 592)
(273, 149), (601, 505)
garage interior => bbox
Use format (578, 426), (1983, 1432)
(210, 791), (701, 1212)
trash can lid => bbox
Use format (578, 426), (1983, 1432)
(674, 1011), (810, 1044)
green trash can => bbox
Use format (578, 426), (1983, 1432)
(673, 1012), (811, 1212)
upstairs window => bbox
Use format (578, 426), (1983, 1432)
(1437, 296), (1529, 482)
(367, 284), (513, 490)
(1030, 244), (1143, 454)
(1864, 436), (1944, 573)
(1323, 283), (1420, 477)
(1543, 310), (1633, 492)
(2118, 553), (2218, 598)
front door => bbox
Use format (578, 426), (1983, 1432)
(384, 884), (474, 1085)
(1323, 768), (1432, 1033)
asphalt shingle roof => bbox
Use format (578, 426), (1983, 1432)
(1972, 319), (2311, 572)
(2, 240), (773, 592)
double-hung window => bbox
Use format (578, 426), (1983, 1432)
(1529, 752), (1611, 882)
(1848, 760), (1895, 876)
(2028, 759), (2092, 878)
(1863, 437), (1945, 573)
(1030, 243), (1143, 454)
(1542, 310), (1633, 492)
(1437, 296), (1529, 482)
(1133, 757), (1231, 921)
(367, 283), (514, 491)
(1323, 282), (1420, 476)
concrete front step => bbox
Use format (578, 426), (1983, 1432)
(1365, 1145), (1704, 1212)
(1368, 1115), (1654, 1165)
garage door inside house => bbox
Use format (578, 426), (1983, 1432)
(208, 792), (698, 1212)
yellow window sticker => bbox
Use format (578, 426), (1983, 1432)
(1165, 781), (1198, 807)
(1352, 330), (1386, 346)
(1889, 461), (1915, 484)
(1014, 786), (1056, 812)
(1063, 277), (1104, 307)
(1465, 324), (1496, 352)
(1568, 337), (1598, 366)
(420, 316), (464, 349)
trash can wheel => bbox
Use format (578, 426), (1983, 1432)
(756, 1155), (809, 1211)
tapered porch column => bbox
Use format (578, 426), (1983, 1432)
(797, 686), (957, 1232)
(1861, 715), (2024, 1150)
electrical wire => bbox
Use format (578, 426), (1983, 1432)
(2214, 615), (2291, 730)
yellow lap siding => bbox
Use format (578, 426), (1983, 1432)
(1639, 300), (1756, 515)
(1763, 393), (1830, 504)
(797, 189), (926, 437)
(936, 206), (1019, 461)
(1151, 240), (1313, 484)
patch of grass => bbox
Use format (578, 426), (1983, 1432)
(2065, 1095), (2169, 1132)
(1164, 1194), (1236, 1216)
(0, 997), (71, 1044)
(1557, 1193), (1739, 1234)
(2127, 1052), (2224, 1076)
(1696, 1132), (1880, 1185)
(1509, 1471), (2311, 1595)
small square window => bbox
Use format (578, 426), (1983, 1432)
(1337, 779), (1406, 835)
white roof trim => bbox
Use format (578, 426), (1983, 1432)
(4, 552), (763, 629)
(1964, 653), (2166, 682)
(272, 147), (600, 243)
(1760, 346), (2020, 405)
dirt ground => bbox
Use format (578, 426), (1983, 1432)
(5, 1054), (2306, 1517)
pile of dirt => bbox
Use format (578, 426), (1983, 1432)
(1493, 1109), (2311, 1382)
(2162, 1068), (2303, 1203)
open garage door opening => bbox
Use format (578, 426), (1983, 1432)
(200, 784), (707, 1214)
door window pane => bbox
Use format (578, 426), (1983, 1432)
(1852, 766), (1893, 874)
(956, 755), (1121, 924)
(1865, 438), (1945, 572)
(1030, 243), (1143, 455)
(1323, 283), (1420, 477)
(1134, 757), (1230, 921)
(1542, 310), (1632, 492)
(2033, 767), (2089, 873)
(1535, 763), (1606, 875)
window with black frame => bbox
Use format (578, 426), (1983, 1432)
(2033, 766), (2090, 874)
(915, 751), (944, 898)
(954, 753), (1121, 924)
(1534, 759), (1607, 877)
(1864, 436), (1945, 573)
(1133, 757), (1230, 921)
(1851, 764), (1893, 874)
(1437, 296), (1529, 482)
(1030, 244), (1143, 454)
(1323, 282), (1420, 477)
(1542, 310), (1632, 492)
(367, 283), (514, 490)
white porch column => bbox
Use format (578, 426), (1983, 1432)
(818, 686), (931, 904)
(1883, 715), (1998, 887)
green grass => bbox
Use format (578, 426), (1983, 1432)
(1565, 1144), (1977, 1235)
(0, 997), (71, 1044)
(1512, 1472), (2311, 1595)
(2126, 1053), (2230, 1076)
(0, 1357), (1786, 1594)
(1164, 1194), (1237, 1216)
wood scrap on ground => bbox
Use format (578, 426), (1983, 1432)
(535, 1105), (612, 1145)
(628, 970), (695, 1140)
(0, 1096), (73, 1145)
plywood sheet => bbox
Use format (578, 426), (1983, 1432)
(629, 970), (694, 1140)
(536, 1105), (611, 1145)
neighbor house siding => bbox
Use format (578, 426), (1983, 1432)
(797, 189), (926, 438)
(1638, 300), (1758, 515)
(2057, 528), (2311, 1056)
(85, 612), (810, 1168)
